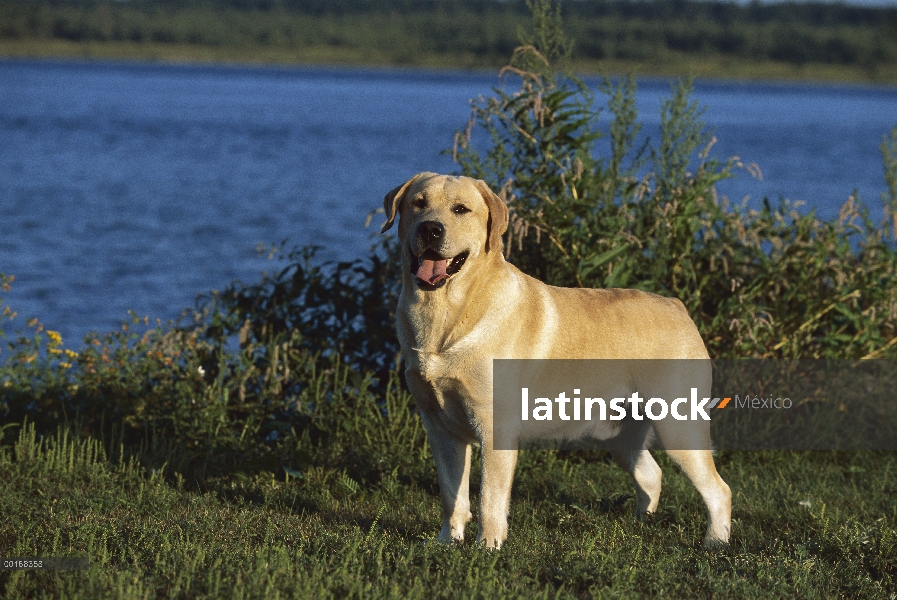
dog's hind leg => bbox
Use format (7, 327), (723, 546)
(652, 406), (731, 547)
(664, 447), (731, 548)
(606, 436), (662, 517)
(650, 362), (731, 547)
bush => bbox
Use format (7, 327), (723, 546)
(0, 235), (419, 482)
(453, 2), (897, 360)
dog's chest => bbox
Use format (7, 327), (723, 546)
(404, 347), (485, 439)
(405, 343), (485, 397)
(406, 347), (455, 384)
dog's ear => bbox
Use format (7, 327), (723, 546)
(473, 179), (509, 253)
(381, 172), (432, 233)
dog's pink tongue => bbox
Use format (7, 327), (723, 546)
(416, 258), (449, 285)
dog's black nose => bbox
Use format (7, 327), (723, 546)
(418, 221), (445, 244)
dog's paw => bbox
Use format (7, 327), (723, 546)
(474, 531), (505, 549)
(702, 534), (730, 551)
(420, 534), (460, 547)
(634, 510), (657, 524)
(438, 525), (466, 545)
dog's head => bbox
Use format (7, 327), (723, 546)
(381, 173), (509, 291)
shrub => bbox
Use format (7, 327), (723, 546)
(452, 0), (897, 360)
(0, 295), (426, 487)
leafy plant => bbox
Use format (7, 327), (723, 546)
(0, 215), (414, 492)
(453, 0), (897, 360)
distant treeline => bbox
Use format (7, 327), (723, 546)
(2, 0), (896, 70)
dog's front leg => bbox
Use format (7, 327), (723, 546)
(477, 445), (518, 548)
(420, 412), (473, 543)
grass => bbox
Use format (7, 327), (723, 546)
(1, 421), (895, 598)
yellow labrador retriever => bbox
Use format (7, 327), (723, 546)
(381, 172), (731, 548)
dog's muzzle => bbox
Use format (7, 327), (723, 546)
(409, 220), (468, 290)
(410, 248), (469, 290)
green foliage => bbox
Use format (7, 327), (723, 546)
(882, 125), (897, 242)
(517, 0), (572, 72)
(0, 242), (415, 486)
(191, 243), (403, 388)
(1, 0), (897, 77)
(453, 8), (897, 360)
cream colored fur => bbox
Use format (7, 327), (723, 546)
(382, 172), (731, 549)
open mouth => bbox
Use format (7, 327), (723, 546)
(410, 248), (469, 290)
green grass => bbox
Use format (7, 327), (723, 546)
(2, 422), (895, 598)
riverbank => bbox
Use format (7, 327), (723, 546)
(4, 38), (897, 85)
(3, 0), (897, 86)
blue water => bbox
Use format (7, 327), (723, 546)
(1, 60), (896, 344)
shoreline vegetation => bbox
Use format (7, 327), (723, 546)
(2, 0), (897, 84)
(5, 38), (897, 85)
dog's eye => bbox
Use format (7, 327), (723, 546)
(452, 204), (471, 215)
(412, 198), (427, 209)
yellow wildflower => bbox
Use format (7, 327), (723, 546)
(60, 362), (72, 369)
(47, 330), (62, 346)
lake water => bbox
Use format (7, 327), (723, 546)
(1, 59), (896, 344)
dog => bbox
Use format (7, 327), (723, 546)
(381, 172), (731, 549)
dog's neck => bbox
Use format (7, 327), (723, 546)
(401, 250), (511, 354)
